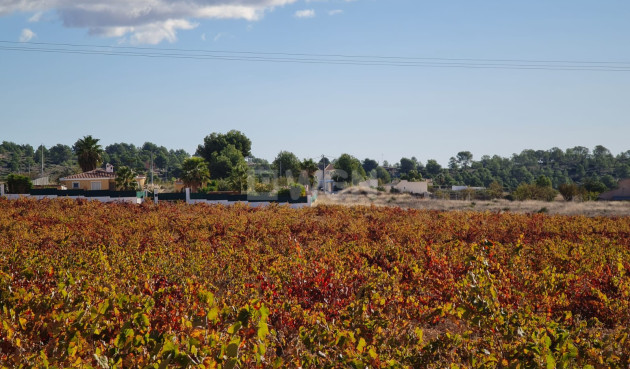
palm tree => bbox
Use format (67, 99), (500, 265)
(301, 158), (318, 188)
(115, 166), (138, 191)
(228, 163), (249, 193)
(181, 157), (210, 192)
(73, 135), (103, 172)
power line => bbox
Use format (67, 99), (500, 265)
(2, 40), (630, 71)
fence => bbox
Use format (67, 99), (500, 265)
(154, 188), (311, 208)
(0, 185), (312, 208)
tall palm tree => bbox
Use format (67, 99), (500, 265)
(115, 166), (138, 191)
(73, 135), (103, 172)
(181, 157), (210, 192)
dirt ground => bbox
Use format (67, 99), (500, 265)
(315, 187), (630, 217)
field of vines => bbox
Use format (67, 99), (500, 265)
(1, 198), (630, 368)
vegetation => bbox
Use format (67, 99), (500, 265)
(73, 135), (103, 172)
(115, 166), (138, 191)
(1, 200), (630, 367)
(180, 157), (210, 192)
(333, 153), (366, 185)
(6, 173), (32, 193)
(272, 151), (301, 180)
(1, 135), (628, 200)
(196, 131), (251, 180)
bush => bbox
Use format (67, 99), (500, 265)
(512, 183), (557, 202)
(254, 182), (274, 194)
(558, 183), (579, 201)
(7, 173), (32, 194)
(278, 183), (306, 199)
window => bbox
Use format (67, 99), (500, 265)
(72, 182), (80, 189)
(90, 181), (102, 190)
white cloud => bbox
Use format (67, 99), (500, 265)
(201, 32), (206, 41)
(0, 0), (298, 44)
(294, 9), (315, 18)
(19, 28), (36, 42)
(28, 11), (43, 22)
(328, 9), (343, 15)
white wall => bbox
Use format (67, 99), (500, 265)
(393, 180), (428, 194)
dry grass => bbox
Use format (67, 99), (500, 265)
(315, 187), (630, 217)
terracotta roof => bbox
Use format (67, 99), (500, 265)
(60, 169), (116, 180)
(325, 164), (335, 171)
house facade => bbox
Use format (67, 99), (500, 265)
(599, 178), (630, 201)
(59, 164), (146, 191)
(390, 180), (429, 195)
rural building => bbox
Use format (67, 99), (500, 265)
(599, 178), (630, 201)
(390, 180), (429, 195)
(315, 164), (336, 192)
(59, 164), (146, 191)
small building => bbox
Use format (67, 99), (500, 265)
(452, 185), (485, 191)
(59, 164), (146, 191)
(315, 164), (336, 193)
(391, 180), (429, 195)
(599, 179), (630, 201)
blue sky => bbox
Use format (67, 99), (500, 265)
(1, 0), (630, 166)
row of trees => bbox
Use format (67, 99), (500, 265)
(2, 135), (628, 196)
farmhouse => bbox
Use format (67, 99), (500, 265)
(599, 178), (630, 201)
(59, 164), (146, 191)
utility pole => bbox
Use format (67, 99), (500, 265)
(150, 152), (154, 189)
(41, 144), (44, 177)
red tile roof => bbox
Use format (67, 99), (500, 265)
(60, 169), (116, 180)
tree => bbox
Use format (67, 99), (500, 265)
(333, 154), (366, 184)
(48, 144), (73, 165)
(558, 183), (579, 201)
(425, 159), (443, 178)
(209, 144), (247, 179)
(301, 158), (318, 186)
(181, 157), (210, 192)
(456, 151), (473, 168)
(228, 163), (249, 193)
(399, 157), (416, 175)
(7, 174), (32, 194)
(488, 181), (504, 199)
(362, 158), (379, 174)
(272, 151), (301, 179)
(375, 166), (391, 184)
(73, 136), (103, 172)
(535, 175), (552, 188)
(115, 166), (138, 191)
(196, 130), (252, 163)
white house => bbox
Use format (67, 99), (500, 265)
(391, 180), (429, 195)
(315, 164), (336, 193)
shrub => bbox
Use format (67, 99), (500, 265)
(558, 183), (579, 201)
(512, 183), (557, 202)
(7, 173), (32, 194)
(278, 183), (306, 199)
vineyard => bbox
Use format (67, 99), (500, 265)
(1, 198), (630, 368)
